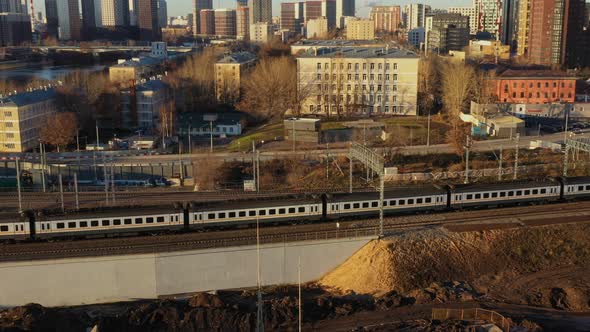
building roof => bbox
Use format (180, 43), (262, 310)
(112, 56), (162, 68)
(292, 39), (388, 47)
(0, 88), (56, 108)
(216, 51), (257, 64)
(297, 46), (418, 59)
(135, 79), (168, 92)
(178, 111), (246, 129)
(497, 69), (577, 80)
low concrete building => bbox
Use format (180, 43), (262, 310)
(250, 22), (273, 43)
(214, 52), (257, 103)
(0, 88), (57, 152)
(284, 118), (320, 143)
(346, 19), (374, 40)
(306, 17), (328, 39)
(463, 101), (526, 138)
(109, 57), (162, 84)
(177, 112), (246, 137)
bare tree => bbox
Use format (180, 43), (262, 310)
(440, 61), (475, 129)
(40, 113), (78, 152)
(418, 56), (441, 115)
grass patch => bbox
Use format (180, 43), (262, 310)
(228, 123), (284, 152)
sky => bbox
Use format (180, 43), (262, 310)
(33, 0), (474, 19)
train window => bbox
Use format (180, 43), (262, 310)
(68, 222), (76, 228)
(114, 219), (122, 225)
(475, 194), (481, 199)
(0, 226), (8, 232)
(135, 218), (143, 224)
(353, 203), (360, 209)
(579, 186), (584, 191)
(390, 200), (396, 206)
(500, 192), (506, 197)
(288, 208), (296, 213)
(249, 210), (256, 216)
(524, 190), (530, 195)
(146, 218), (154, 224)
(383, 201), (388, 207)
(239, 211), (247, 217)
(208, 213), (216, 219)
(229, 212), (236, 218)
(56, 223), (65, 229)
(586, 185), (590, 190)
(279, 208), (286, 214)
(91, 220), (99, 227)
(218, 213), (226, 218)
(124, 218), (132, 225)
(417, 198), (423, 204)
(102, 220), (110, 226)
(344, 204), (351, 209)
(466, 194), (473, 200)
(41, 224), (45, 230)
(80, 221), (88, 228)
(362, 202), (369, 208)
(425, 198), (432, 203)
(399, 200), (405, 205)
(516, 190), (522, 196)
(371, 202), (378, 208)
(491, 192), (498, 198)
(483, 193), (489, 199)
(269, 209), (276, 215)
(298, 207), (305, 213)
(408, 199), (414, 204)
(532, 189), (538, 195)
(259, 210), (267, 216)
(156, 217), (164, 223)
(507, 191), (514, 197)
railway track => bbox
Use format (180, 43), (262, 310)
(2, 201), (590, 262)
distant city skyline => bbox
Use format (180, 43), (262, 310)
(32, 0), (473, 19)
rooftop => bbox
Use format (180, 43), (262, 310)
(497, 69), (577, 79)
(292, 39), (389, 47)
(135, 79), (167, 92)
(217, 51), (257, 64)
(297, 47), (418, 59)
(178, 111), (246, 129)
(0, 88), (56, 108)
(112, 56), (162, 68)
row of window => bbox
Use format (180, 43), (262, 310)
(567, 185), (590, 192)
(202, 206), (310, 220)
(316, 73), (398, 82)
(504, 81), (574, 89)
(0, 224), (25, 232)
(504, 92), (572, 99)
(459, 187), (555, 201)
(316, 62), (399, 71)
(309, 105), (408, 114)
(338, 196), (437, 210)
(52, 215), (173, 230)
(317, 84), (403, 93)
(316, 94), (404, 103)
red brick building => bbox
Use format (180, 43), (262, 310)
(491, 69), (577, 104)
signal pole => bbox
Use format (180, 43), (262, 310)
(514, 134), (520, 180)
(464, 135), (472, 184)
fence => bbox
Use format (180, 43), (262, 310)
(431, 308), (510, 332)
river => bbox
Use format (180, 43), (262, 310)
(0, 63), (106, 82)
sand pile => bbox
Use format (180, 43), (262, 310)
(319, 224), (590, 300)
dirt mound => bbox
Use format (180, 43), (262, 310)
(187, 293), (225, 308)
(0, 303), (90, 331)
(319, 224), (590, 309)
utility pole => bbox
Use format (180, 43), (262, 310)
(464, 135), (471, 184)
(563, 107), (569, 143)
(426, 112), (431, 147)
(298, 255), (302, 332)
(39, 141), (46, 193)
(256, 216), (264, 332)
(256, 150), (260, 192)
(513, 134), (520, 180)
(349, 154), (353, 193)
(292, 119), (296, 152)
(209, 121), (213, 153)
(95, 121), (99, 150)
(58, 173), (64, 212)
(188, 125), (192, 155)
(498, 146), (503, 181)
(252, 140), (257, 192)
(15, 158), (22, 213)
(110, 159), (115, 204)
(325, 142), (329, 180)
(74, 172), (79, 210)
(103, 154), (109, 205)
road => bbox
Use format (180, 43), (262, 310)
(1, 131), (585, 166)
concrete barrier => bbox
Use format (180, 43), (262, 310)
(0, 236), (374, 307)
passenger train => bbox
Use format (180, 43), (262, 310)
(2, 177), (590, 242)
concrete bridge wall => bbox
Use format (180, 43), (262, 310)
(0, 236), (374, 307)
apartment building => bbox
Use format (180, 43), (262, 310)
(120, 79), (168, 130)
(370, 6), (401, 33)
(346, 18), (374, 40)
(296, 47), (419, 116)
(491, 69), (577, 104)
(214, 52), (257, 103)
(0, 88), (57, 152)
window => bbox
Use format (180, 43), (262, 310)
(500, 192), (506, 197)
(124, 218), (132, 225)
(239, 211), (247, 217)
(390, 200), (397, 206)
(57, 223), (65, 229)
(102, 220), (110, 226)
(353, 203), (360, 209)
(79, 221), (88, 228)
(317, 63), (321, 69)
(0, 226), (7, 232)
(344, 203), (351, 210)
(425, 198), (432, 203)
(298, 207), (305, 213)
(579, 185), (584, 191)
(279, 208), (286, 214)
(269, 209), (276, 215)
(466, 194), (473, 200)
(249, 210), (256, 216)
(229, 212), (236, 218)
(483, 193), (489, 199)
(68, 222), (76, 228)
(114, 219), (122, 225)
(524, 190), (531, 195)
(218, 213), (226, 218)
(491, 192), (498, 198)
(3, 111), (11, 117)
(475, 194), (481, 199)
(371, 202), (378, 208)
(146, 217), (154, 223)
(370, 63), (374, 69)
(393, 74), (398, 80)
(417, 198), (423, 204)
(135, 218), (143, 224)
(532, 189), (538, 195)
(91, 220), (99, 227)
(317, 74), (321, 80)
(208, 213), (216, 219)
(508, 191), (514, 197)
(259, 210), (266, 216)
(399, 199), (405, 205)
(516, 190), (522, 196)
(362, 202), (369, 208)
(288, 208), (296, 213)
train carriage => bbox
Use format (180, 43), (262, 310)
(561, 177), (590, 199)
(327, 185), (448, 218)
(450, 181), (561, 209)
(0, 213), (30, 241)
(34, 206), (184, 239)
(188, 197), (323, 228)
